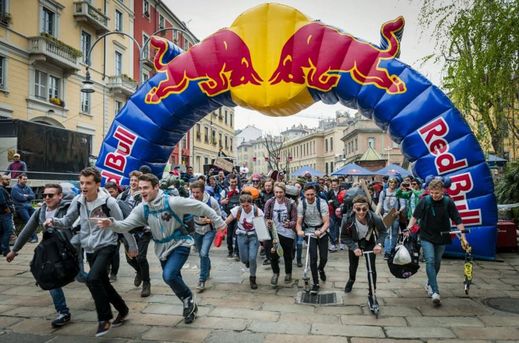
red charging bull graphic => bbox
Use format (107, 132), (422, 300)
(145, 29), (263, 103)
(269, 17), (406, 94)
(96, 3), (497, 259)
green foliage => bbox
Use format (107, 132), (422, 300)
(495, 160), (519, 204)
(419, 0), (519, 156)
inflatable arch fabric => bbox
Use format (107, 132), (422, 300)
(96, 3), (497, 259)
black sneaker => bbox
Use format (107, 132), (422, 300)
(319, 269), (327, 282)
(227, 252), (234, 259)
(262, 259), (271, 265)
(109, 273), (117, 283)
(141, 281), (151, 297)
(297, 260), (303, 268)
(51, 312), (71, 328)
(112, 310), (128, 327)
(95, 320), (111, 337)
(182, 297), (198, 324)
(134, 273), (142, 287)
(344, 279), (355, 293)
(310, 284), (320, 295)
(196, 281), (206, 293)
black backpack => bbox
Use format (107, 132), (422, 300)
(387, 233), (421, 279)
(30, 229), (79, 290)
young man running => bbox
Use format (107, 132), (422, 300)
(45, 167), (138, 337)
(97, 173), (225, 324)
(190, 180), (222, 292)
(296, 184), (330, 294)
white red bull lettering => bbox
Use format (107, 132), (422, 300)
(418, 117), (468, 175)
(448, 172), (482, 227)
(102, 126), (137, 177)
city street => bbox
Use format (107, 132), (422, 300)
(0, 240), (518, 342)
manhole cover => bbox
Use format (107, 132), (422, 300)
(298, 292), (337, 305)
(484, 297), (519, 314)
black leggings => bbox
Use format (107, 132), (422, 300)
(348, 246), (377, 295)
(307, 233), (328, 285)
(270, 235), (295, 275)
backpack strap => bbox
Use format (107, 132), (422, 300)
(101, 198), (111, 217)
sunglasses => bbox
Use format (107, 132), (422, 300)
(354, 207), (368, 212)
(42, 193), (56, 199)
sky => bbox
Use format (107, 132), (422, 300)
(163, 0), (442, 134)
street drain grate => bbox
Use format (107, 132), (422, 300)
(483, 297), (519, 314)
(298, 292), (337, 305)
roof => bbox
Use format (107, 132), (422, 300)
(358, 145), (384, 161)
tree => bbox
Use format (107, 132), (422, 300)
(419, 0), (518, 156)
(262, 135), (288, 172)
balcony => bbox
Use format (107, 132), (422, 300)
(0, 12), (11, 27)
(107, 74), (137, 97)
(73, 1), (109, 34)
(28, 35), (80, 72)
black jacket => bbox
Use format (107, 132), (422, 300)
(340, 210), (387, 251)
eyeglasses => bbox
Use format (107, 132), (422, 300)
(411, 182), (418, 185)
(354, 207), (368, 212)
(42, 193), (56, 199)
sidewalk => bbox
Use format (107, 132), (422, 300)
(0, 240), (518, 342)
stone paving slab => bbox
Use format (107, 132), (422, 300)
(0, 239), (518, 342)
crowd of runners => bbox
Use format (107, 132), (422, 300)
(0, 166), (467, 337)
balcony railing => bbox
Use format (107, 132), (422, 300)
(73, 1), (109, 34)
(107, 75), (137, 97)
(28, 35), (80, 71)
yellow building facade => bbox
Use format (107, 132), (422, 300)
(0, 0), (136, 155)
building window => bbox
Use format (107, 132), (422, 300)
(212, 129), (216, 145)
(115, 10), (123, 31)
(325, 139), (328, 152)
(115, 100), (123, 115)
(230, 138), (233, 151)
(81, 92), (91, 113)
(48, 75), (60, 99)
(224, 111), (228, 125)
(368, 137), (375, 148)
(143, 0), (149, 17)
(219, 133), (223, 148)
(204, 126), (209, 143)
(330, 161), (334, 171)
(393, 141), (399, 148)
(196, 124), (201, 141)
(355, 138), (358, 151)
(159, 14), (165, 29)
(0, 55), (5, 90)
(114, 51), (122, 76)
(204, 157), (208, 165)
(142, 33), (150, 59)
(34, 70), (47, 99)
(325, 162), (328, 175)
(41, 7), (56, 36)
(225, 136), (228, 150)
(230, 112), (233, 127)
(330, 137), (333, 151)
(80, 31), (91, 64)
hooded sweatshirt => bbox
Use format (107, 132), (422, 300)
(12, 193), (73, 252)
(191, 192), (222, 235)
(52, 190), (137, 254)
(109, 190), (225, 260)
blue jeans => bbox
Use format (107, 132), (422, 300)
(328, 216), (339, 246)
(194, 231), (215, 282)
(237, 233), (259, 277)
(49, 288), (69, 315)
(421, 239), (446, 294)
(0, 213), (14, 254)
(160, 246), (192, 300)
(384, 219), (400, 255)
(16, 206), (37, 242)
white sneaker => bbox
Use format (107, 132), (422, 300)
(339, 243), (345, 251)
(432, 293), (441, 306)
(425, 283), (433, 297)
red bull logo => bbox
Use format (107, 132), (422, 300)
(145, 29), (263, 104)
(268, 17), (407, 94)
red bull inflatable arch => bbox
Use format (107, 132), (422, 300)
(96, 3), (497, 259)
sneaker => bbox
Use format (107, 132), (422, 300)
(29, 238), (38, 243)
(141, 281), (151, 297)
(319, 269), (326, 282)
(112, 310), (128, 327)
(51, 312), (71, 328)
(182, 297), (198, 324)
(284, 274), (292, 283)
(95, 320), (111, 337)
(244, 262), (250, 269)
(227, 252), (234, 259)
(262, 259), (271, 265)
(425, 283), (433, 297)
(297, 260), (303, 268)
(109, 273), (117, 283)
(234, 255), (240, 262)
(270, 273), (279, 286)
(328, 244), (338, 252)
(310, 284), (320, 295)
(134, 273), (142, 287)
(344, 279), (355, 293)
(196, 281), (206, 293)
(432, 293), (441, 306)
(383, 253), (390, 261)
(339, 243), (346, 251)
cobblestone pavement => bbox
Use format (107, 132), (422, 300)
(1, 238), (518, 342)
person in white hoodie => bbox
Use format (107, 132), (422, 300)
(45, 167), (138, 337)
(97, 173), (226, 325)
(189, 180), (222, 292)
